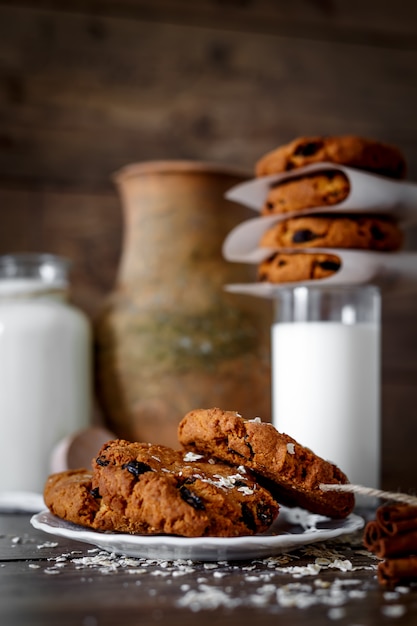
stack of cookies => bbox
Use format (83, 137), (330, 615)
(246, 135), (407, 285)
(44, 408), (355, 538)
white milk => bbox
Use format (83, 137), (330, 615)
(0, 278), (91, 494)
(272, 321), (380, 488)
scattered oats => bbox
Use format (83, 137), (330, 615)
(28, 563), (40, 569)
(11, 536), (21, 544)
(208, 459), (216, 464)
(348, 590), (367, 599)
(384, 591), (400, 601)
(247, 586), (276, 607)
(245, 575), (261, 582)
(183, 452), (204, 462)
(328, 559), (353, 572)
(395, 586), (410, 594)
(177, 585), (241, 611)
(151, 456), (161, 462)
(44, 568), (60, 575)
(237, 486), (254, 495)
(197, 577), (208, 584)
(381, 604), (407, 618)
(327, 607), (346, 620)
(235, 412), (242, 417)
(276, 583), (317, 609)
(278, 563), (321, 578)
(333, 578), (362, 586)
(203, 563), (218, 570)
(213, 571), (226, 579)
(180, 584), (191, 591)
(315, 557), (331, 566)
(287, 443), (296, 455)
(247, 417), (261, 423)
(258, 584), (277, 595)
(172, 569), (194, 577)
(37, 541), (59, 549)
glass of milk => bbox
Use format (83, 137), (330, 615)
(0, 254), (92, 495)
(272, 285), (381, 489)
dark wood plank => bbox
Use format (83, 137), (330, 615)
(0, 5), (417, 191)
(2, 512), (417, 626)
(1, 0), (417, 48)
(0, 185), (122, 317)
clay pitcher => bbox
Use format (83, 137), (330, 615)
(94, 161), (272, 447)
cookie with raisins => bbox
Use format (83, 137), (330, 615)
(44, 469), (100, 527)
(255, 136), (406, 179)
(261, 170), (350, 216)
(257, 251), (341, 283)
(44, 440), (279, 537)
(178, 408), (354, 519)
(259, 214), (403, 252)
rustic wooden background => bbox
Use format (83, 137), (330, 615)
(1, 0), (416, 490)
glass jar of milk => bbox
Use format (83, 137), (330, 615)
(272, 285), (381, 489)
(0, 254), (91, 494)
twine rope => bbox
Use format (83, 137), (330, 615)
(319, 483), (417, 506)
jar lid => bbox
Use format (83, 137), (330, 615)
(0, 254), (70, 295)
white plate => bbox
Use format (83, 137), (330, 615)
(31, 508), (364, 562)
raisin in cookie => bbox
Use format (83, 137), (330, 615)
(178, 408), (354, 519)
(258, 251), (341, 283)
(259, 214), (403, 252)
(255, 136), (406, 179)
(261, 170), (350, 216)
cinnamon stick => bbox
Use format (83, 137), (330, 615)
(377, 504), (417, 535)
(372, 530), (417, 558)
(377, 556), (417, 586)
(363, 520), (387, 552)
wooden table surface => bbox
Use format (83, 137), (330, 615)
(1, 510), (416, 626)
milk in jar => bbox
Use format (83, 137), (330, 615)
(0, 254), (91, 494)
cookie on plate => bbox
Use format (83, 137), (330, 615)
(258, 251), (341, 284)
(44, 469), (100, 528)
(255, 135), (406, 179)
(259, 214), (403, 252)
(86, 440), (277, 537)
(178, 408), (355, 519)
(261, 170), (350, 216)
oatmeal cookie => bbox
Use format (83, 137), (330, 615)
(44, 469), (100, 527)
(258, 251), (341, 283)
(43, 440), (277, 537)
(261, 170), (350, 216)
(259, 214), (403, 252)
(255, 136), (406, 179)
(178, 408), (355, 519)
(90, 440), (278, 536)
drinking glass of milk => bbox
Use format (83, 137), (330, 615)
(272, 285), (381, 490)
(0, 254), (91, 495)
